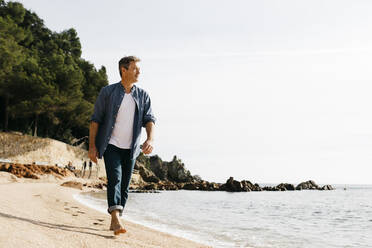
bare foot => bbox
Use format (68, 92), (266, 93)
(110, 220), (126, 235)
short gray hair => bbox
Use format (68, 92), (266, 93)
(118, 56), (140, 77)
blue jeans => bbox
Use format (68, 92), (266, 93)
(103, 144), (136, 216)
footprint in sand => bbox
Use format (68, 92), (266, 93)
(77, 211), (85, 214)
(72, 214), (78, 216)
(71, 206), (79, 209)
(93, 222), (103, 226)
(97, 219), (104, 222)
(64, 208), (70, 210)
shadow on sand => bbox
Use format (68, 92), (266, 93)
(0, 211), (114, 239)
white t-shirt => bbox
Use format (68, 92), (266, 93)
(108, 93), (136, 149)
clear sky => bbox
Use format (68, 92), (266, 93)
(16, 0), (372, 184)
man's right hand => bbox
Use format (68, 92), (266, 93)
(88, 146), (98, 164)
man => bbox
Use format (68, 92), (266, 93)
(88, 56), (156, 235)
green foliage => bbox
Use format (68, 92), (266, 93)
(0, 1), (108, 142)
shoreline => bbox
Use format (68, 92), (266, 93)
(74, 191), (217, 247)
(0, 174), (211, 248)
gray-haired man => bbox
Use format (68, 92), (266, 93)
(89, 56), (156, 235)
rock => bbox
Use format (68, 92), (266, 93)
(276, 183), (295, 191)
(183, 183), (199, 190)
(262, 186), (279, 191)
(296, 180), (319, 190)
(0, 163), (39, 179)
(149, 155), (168, 180)
(143, 182), (157, 190)
(165, 156), (194, 183)
(210, 182), (221, 191)
(137, 161), (160, 183)
(0, 163), (74, 179)
(61, 181), (83, 190)
(83, 181), (106, 189)
(160, 181), (179, 190)
(254, 183), (262, 191)
(224, 177), (243, 192)
(320, 185), (334, 190)
(193, 174), (203, 182)
(130, 173), (145, 186)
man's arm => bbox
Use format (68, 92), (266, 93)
(89, 87), (106, 163)
(142, 121), (154, 154)
(88, 121), (99, 163)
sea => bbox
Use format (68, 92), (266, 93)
(74, 184), (372, 248)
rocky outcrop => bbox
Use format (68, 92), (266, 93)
(164, 156), (194, 183)
(149, 155), (168, 180)
(1, 150), (334, 194)
(276, 183), (295, 191)
(221, 177), (262, 192)
(0, 163), (74, 179)
(142, 155), (195, 183)
(295, 180), (319, 190)
(135, 161), (160, 183)
(224, 177), (243, 192)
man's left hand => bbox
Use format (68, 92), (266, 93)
(141, 139), (153, 154)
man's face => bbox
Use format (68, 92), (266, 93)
(122, 61), (140, 83)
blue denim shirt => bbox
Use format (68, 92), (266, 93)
(90, 82), (156, 160)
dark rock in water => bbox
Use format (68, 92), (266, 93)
(210, 182), (221, 191)
(262, 186), (279, 191)
(131, 153), (334, 193)
(241, 180), (262, 191)
(61, 181), (83, 190)
(225, 177), (243, 192)
(320, 184), (334, 190)
(183, 183), (199, 190)
(276, 183), (295, 191)
(254, 183), (263, 191)
(296, 180), (319, 190)
(241, 180), (253, 192)
(219, 183), (227, 191)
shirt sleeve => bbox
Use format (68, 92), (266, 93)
(142, 93), (156, 127)
(90, 87), (106, 123)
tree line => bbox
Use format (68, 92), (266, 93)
(0, 1), (108, 144)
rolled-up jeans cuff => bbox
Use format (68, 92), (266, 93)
(108, 205), (123, 216)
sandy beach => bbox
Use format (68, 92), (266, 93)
(0, 172), (210, 248)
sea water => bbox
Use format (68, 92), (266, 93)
(74, 185), (372, 248)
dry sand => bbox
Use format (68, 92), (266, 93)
(0, 173), (211, 248)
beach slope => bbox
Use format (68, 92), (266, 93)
(0, 179), (210, 248)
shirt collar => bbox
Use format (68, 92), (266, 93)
(118, 82), (137, 93)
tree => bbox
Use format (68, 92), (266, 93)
(0, 1), (108, 142)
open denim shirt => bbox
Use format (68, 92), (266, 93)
(90, 82), (156, 160)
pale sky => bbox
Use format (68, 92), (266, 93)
(16, 0), (372, 184)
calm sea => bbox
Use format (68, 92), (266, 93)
(74, 184), (372, 248)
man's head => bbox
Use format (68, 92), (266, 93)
(119, 56), (141, 83)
